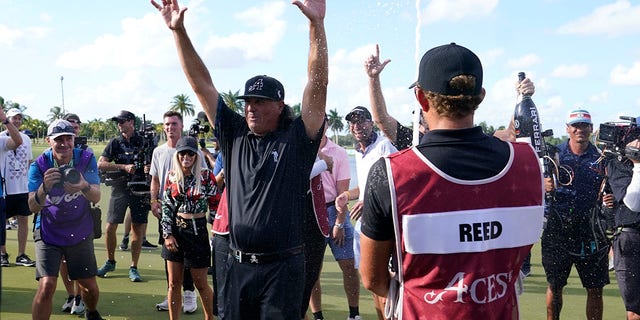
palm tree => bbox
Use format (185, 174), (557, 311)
(327, 108), (344, 144)
(48, 106), (64, 122)
(169, 94), (195, 119)
(220, 90), (244, 114)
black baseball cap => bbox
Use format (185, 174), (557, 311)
(63, 113), (82, 124)
(111, 110), (136, 122)
(345, 106), (372, 122)
(176, 136), (198, 154)
(237, 75), (285, 101)
(409, 43), (483, 96)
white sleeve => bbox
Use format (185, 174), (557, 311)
(623, 163), (640, 212)
(310, 158), (327, 180)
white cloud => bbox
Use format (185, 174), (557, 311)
(56, 1), (287, 71)
(557, 0), (640, 37)
(507, 54), (541, 69)
(610, 62), (640, 85)
(422, 0), (498, 24)
(550, 64), (589, 78)
(0, 24), (48, 47)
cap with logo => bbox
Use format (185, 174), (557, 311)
(409, 42), (483, 96)
(47, 119), (76, 139)
(111, 110), (136, 122)
(6, 109), (23, 118)
(237, 75), (285, 101)
(345, 106), (372, 122)
(566, 109), (592, 125)
(176, 136), (199, 154)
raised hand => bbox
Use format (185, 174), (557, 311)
(150, 0), (188, 31)
(365, 44), (391, 78)
(292, 0), (326, 22)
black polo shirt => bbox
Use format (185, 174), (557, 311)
(361, 126), (511, 241)
(216, 97), (322, 253)
(101, 132), (146, 188)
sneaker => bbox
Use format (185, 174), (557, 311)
(61, 296), (74, 312)
(119, 235), (129, 251)
(141, 239), (158, 250)
(156, 297), (169, 311)
(84, 310), (104, 320)
(15, 254), (36, 267)
(96, 260), (116, 277)
(129, 267), (142, 282)
(348, 316), (362, 320)
(0, 253), (9, 267)
(5, 220), (18, 230)
(71, 296), (86, 315)
(183, 290), (197, 314)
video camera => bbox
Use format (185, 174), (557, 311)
(597, 116), (640, 161)
(188, 111), (210, 149)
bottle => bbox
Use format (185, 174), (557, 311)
(513, 72), (544, 157)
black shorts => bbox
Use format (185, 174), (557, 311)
(614, 229), (640, 314)
(541, 225), (610, 288)
(5, 193), (31, 218)
(107, 188), (150, 224)
(161, 216), (211, 269)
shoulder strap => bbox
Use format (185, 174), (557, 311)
(35, 153), (51, 174)
(74, 149), (94, 173)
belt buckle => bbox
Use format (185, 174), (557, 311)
(234, 250), (242, 263)
(250, 254), (259, 264)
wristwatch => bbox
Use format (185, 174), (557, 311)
(334, 222), (344, 229)
(1, 118), (9, 125)
(162, 233), (172, 239)
(82, 185), (91, 193)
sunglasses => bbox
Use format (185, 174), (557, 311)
(117, 119), (128, 124)
(67, 119), (80, 124)
(178, 150), (196, 157)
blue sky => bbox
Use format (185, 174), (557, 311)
(1, 0), (639, 138)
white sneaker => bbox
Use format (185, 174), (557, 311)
(348, 316), (362, 320)
(61, 296), (74, 312)
(156, 297), (169, 311)
(183, 290), (198, 314)
(70, 297), (86, 315)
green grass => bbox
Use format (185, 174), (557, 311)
(0, 141), (629, 319)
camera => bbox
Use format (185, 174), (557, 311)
(74, 136), (88, 149)
(54, 165), (81, 189)
(188, 111), (210, 148)
(598, 116), (640, 161)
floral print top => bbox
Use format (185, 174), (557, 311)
(161, 168), (220, 236)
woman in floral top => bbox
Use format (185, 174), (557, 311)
(161, 136), (218, 320)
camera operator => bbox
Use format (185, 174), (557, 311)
(96, 110), (151, 282)
(28, 119), (103, 320)
(606, 137), (640, 320)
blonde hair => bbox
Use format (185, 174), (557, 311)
(168, 150), (203, 195)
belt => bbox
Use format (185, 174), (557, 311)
(325, 200), (336, 208)
(177, 212), (207, 219)
(231, 245), (303, 264)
